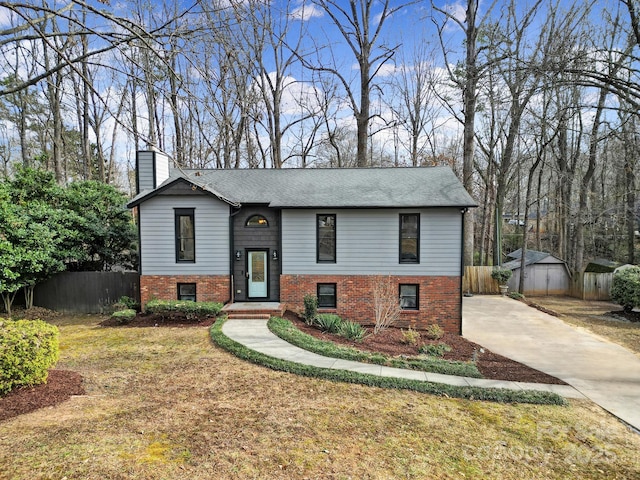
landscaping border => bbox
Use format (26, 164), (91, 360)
(210, 318), (566, 405)
(268, 316), (482, 378)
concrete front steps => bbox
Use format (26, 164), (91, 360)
(222, 302), (286, 320)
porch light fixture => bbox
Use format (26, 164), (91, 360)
(235, 250), (242, 260)
(272, 250), (278, 261)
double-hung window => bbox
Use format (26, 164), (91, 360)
(399, 284), (419, 310)
(178, 283), (196, 302)
(317, 214), (336, 263)
(317, 283), (337, 308)
(175, 208), (195, 262)
(399, 213), (419, 263)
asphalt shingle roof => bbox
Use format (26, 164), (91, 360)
(130, 166), (477, 209)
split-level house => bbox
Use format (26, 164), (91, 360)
(127, 150), (476, 334)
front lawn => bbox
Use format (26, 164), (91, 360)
(1, 314), (639, 479)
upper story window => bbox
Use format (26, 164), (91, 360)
(175, 208), (195, 262)
(400, 213), (419, 263)
(246, 215), (269, 227)
(317, 214), (336, 263)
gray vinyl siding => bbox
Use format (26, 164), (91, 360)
(139, 195), (229, 275)
(281, 208), (462, 276)
(137, 151), (155, 193)
(137, 150), (170, 194)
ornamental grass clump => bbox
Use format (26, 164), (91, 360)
(314, 313), (343, 334)
(0, 318), (59, 395)
(338, 320), (367, 342)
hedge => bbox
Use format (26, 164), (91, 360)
(145, 299), (223, 318)
(211, 318), (566, 406)
(0, 318), (60, 395)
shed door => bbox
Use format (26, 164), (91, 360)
(545, 265), (568, 295)
(248, 251), (268, 298)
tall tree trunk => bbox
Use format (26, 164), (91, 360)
(462, 0), (478, 266)
(574, 87), (606, 273)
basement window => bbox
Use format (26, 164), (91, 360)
(399, 284), (418, 310)
(178, 283), (196, 302)
(317, 283), (337, 309)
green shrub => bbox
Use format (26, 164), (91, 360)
(314, 313), (343, 333)
(111, 309), (136, 325)
(401, 327), (421, 346)
(145, 299), (223, 319)
(491, 267), (512, 285)
(303, 294), (318, 325)
(339, 321), (367, 342)
(114, 296), (140, 312)
(611, 266), (640, 313)
(424, 324), (444, 341)
(420, 342), (452, 357)
(215, 318), (566, 405)
(0, 318), (59, 395)
(509, 292), (525, 300)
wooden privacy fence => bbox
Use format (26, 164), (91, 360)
(463, 266), (613, 300)
(570, 272), (613, 301)
(34, 271), (140, 313)
(462, 266), (500, 294)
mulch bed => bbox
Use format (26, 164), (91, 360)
(2, 308), (567, 424)
(0, 370), (84, 422)
(283, 311), (566, 385)
(99, 312), (217, 328)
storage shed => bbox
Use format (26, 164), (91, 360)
(503, 249), (571, 296)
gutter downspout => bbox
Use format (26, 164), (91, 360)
(229, 205), (242, 304)
(459, 208), (468, 336)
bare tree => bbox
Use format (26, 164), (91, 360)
(306, 0), (409, 167)
(387, 39), (443, 166)
(433, 0), (498, 266)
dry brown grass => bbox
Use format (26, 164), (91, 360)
(1, 314), (639, 479)
(529, 296), (640, 355)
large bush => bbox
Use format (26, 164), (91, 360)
(0, 318), (59, 395)
(610, 266), (640, 313)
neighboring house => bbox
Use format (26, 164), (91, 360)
(128, 150), (476, 333)
(503, 249), (571, 296)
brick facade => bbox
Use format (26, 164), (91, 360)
(280, 274), (461, 334)
(140, 275), (231, 307)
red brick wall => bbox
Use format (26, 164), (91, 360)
(140, 275), (231, 307)
(280, 274), (461, 334)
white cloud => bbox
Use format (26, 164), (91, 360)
(290, 2), (324, 21)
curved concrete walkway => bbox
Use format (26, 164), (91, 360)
(222, 319), (584, 399)
(463, 296), (640, 431)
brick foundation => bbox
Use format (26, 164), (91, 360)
(280, 274), (461, 334)
(140, 275), (231, 308)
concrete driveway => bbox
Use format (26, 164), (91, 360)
(463, 295), (640, 431)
